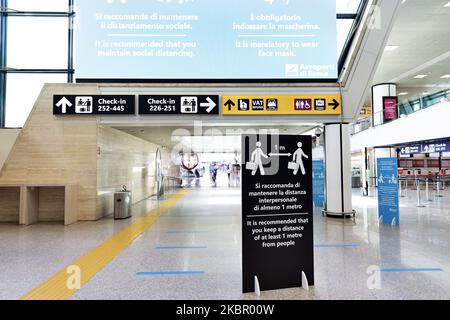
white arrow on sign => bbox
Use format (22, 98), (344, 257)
(56, 97), (73, 114)
(269, 153), (292, 157)
(200, 97), (217, 113)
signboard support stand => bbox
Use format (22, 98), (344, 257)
(301, 271), (310, 291)
(254, 276), (261, 297)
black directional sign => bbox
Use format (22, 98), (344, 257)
(53, 95), (135, 115)
(139, 95), (219, 115)
(242, 134), (314, 293)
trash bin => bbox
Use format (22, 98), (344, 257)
(114, 186), (132, 220)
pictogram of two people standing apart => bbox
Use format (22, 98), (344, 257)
(246, 141), (309, 176)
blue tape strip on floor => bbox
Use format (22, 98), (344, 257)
(314, 244), (360, 248)
(380, 268), (443, 273)
(136, 271), (205, 276)
(156, 246), (208, 250)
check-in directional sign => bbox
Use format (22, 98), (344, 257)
(139, 95), (219, 115)
(53, 95), (135, 115)
(223, 94), (341, 115)
(329, 99), (340, 110)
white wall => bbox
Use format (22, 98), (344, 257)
(0, 129), (21, 171)
(352, 101), (450, 152)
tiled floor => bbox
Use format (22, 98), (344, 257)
(0, 187), (449, 300)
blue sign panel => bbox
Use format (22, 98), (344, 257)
(377, 158), (399, 225)
(313, 160), (325, 207)
(399, 141), (449, 155)
(75, 0), (338, 80)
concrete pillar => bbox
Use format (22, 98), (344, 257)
(372, 83), (397, 126)
(323, 123), (355, 218)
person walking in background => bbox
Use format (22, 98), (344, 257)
(292, 142), (309, 175)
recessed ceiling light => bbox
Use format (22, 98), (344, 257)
(398, 92), (408, 96)
(385, 45), (400, 51)
(414, 74), (428, 79)
(444, 2), (450, 7)
(422, 92), (429, 95)
(441, 74), (450, 79)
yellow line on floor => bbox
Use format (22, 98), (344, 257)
(21, 189), (190, 301)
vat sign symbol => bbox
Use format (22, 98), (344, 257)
(56, 97), (73, 114)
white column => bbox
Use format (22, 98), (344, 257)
(323, 123), (354, 217)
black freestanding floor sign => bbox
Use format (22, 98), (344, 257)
(242, 134), (314, 293)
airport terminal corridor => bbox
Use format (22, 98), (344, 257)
(1, 184), (449, 300)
